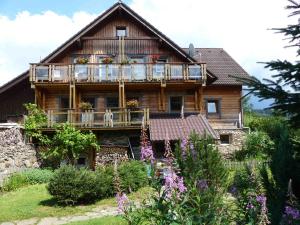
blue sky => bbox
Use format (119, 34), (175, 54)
(0, 0), (130, 18)
(0, 0), (297, 109)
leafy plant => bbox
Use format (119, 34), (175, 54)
(24, 103), (49, 144)
(48, 165), (98, 205)
(79, 102), (93, 111)
(76, 57), (89, 64)
(42, 123), (99, 165)
(118, 160), (148, 193)
(234, 131), (275, 160)
(1, 169), (54, 192)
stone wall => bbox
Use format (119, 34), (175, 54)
(215, 128), (248, 158)
(95, 146), (128, 166)
(0, 127), (39, 183)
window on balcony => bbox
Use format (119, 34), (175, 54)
(116, 26), (127, 37)
(131, 57), (146, 80)
(170, 96), (183, 112)
(106, 97), (119, 108)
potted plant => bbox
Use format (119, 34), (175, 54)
(126, 99), (139, 109)
(79, 102), (93, 111)
(76, 57), (89, 64)
(79, 102), (93, 125)
(121, 59), (129, 65)
(102, 57), (114, 64)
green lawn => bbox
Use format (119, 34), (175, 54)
(0, 184), (152, 222)
(66, 216), (126, 225)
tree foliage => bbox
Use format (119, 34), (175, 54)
(240, 0), (300, 128)
(42, 123), (99, 165)
(24, 103), (48, 143)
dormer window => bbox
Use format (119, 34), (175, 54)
(116, 26), (127, 37)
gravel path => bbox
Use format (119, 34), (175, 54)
(0, 205), (120, 225)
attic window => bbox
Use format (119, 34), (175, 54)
(116, 26), (127, 37)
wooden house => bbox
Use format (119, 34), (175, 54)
(0, 2), (250, 167)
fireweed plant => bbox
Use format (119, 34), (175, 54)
(117, 132), (237, 224)
(233, 163), (270, 224)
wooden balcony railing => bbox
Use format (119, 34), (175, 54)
(44, 108), (149, 128)
(29, 63), (206, 84)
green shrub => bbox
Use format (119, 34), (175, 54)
(95, 165), (115, 198)
(118, 160), (148, 193)
(1, 173), (28, 192)
(1, 169), (54, 192)
(47, 165), (98, 205)
(22, 169), (54, 184)
(234, 131), (274, 160)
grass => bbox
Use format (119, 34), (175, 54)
(0, 184), (152, 223)
(66, 216), (126, 225)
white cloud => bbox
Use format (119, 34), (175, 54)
(0, 11), (97, 85)
(0, 0), (298, 87)
(130, 0), (298, 80)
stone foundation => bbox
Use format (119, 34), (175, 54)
(215, 128), (248, 158)
(95, 145), (128, 166)
(0, 127), (40, 183)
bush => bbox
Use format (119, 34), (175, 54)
(1, 168), (54, 192)
(234, 131), (274, 160)
(95, 165), (115, 198)
(47, 166), (98, 205)
(22, 168), (54, 184)
(1, 173), (28, 192)
(118, 160), (148, 193)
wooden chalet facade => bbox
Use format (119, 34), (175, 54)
(0, 2), (250, 166)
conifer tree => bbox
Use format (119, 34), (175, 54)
(241, 0), (300, 128)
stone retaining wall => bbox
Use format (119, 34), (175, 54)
(0, 128), (40, 183)
(215, 128), (248, 158)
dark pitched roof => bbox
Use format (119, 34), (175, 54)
(184, 48), (250, 85)
(149, 115), (218, 141)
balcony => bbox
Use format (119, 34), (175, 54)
(29, 63), (206, 84)
(43, 108), (149, 129)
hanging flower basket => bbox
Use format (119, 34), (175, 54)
(102, 57), (114, 64)
(126, 99), (139, 109)
(76, 57), (89, 64)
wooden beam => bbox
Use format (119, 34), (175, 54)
(81, 36), (159, 40)
(160, 87), (166, 111)
(42, 91), (46, 110)
(199, 86), (204, 114)
(69, 85), (72, 109)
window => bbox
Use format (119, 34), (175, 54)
(106, 97), (119, 108)
(77, 157), (86, 165)
(59, 97), (69, 110)
(206, 99), (220, 114)
(116, 26), (127, 37)
(170, 96), (183, 111)
(220, 134), (231, 144)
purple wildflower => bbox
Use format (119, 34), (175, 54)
(180, 138), (188, 158)
(141, 145), (154, 162)
(116, 192), (129, 213)
(256, 195), (267, 205)
(163, 171), (187, 200)
(229, 185), (238, 195)
(246, 202), (255, 210)
(197, 179), (208, 190)
(284, 206), (300, 220)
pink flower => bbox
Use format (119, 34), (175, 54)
(163, 171), (187, 200)
(141, 145), (154, 162)
(116, 192), (129, 213)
